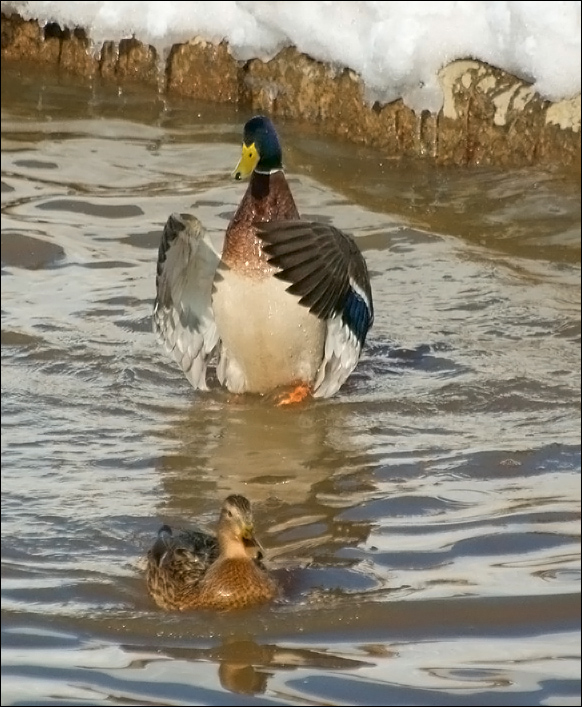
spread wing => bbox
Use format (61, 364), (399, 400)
(257, 220), (374, 398)
(153, 213), (221, 390)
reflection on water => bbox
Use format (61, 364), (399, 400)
(1, 66), (580, 705)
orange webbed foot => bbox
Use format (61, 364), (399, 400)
(275, 383), (312, 407)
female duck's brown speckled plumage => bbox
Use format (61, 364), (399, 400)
(153, 115), (374, 400)
(146, 494), (278, 611)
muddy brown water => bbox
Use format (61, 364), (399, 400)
(1, 67), (580, 706)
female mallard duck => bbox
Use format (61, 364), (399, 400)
(146, 494), (277, 611)
(153, 115), (373, 402)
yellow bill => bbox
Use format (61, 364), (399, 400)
(232, 142), (259, 180)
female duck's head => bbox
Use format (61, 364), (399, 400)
(232, 116), (283, 180)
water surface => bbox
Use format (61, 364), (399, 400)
(1, 67), (580, 706)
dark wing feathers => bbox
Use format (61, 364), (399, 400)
(265, 235), (316, 258)
(257, 220), (373, 342)
(344, 289), (371, 345)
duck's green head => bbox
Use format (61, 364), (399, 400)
(232, 115), (283, 180)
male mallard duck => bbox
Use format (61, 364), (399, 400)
(153, 115), (373, 402)
(146, 494), (277, 611)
